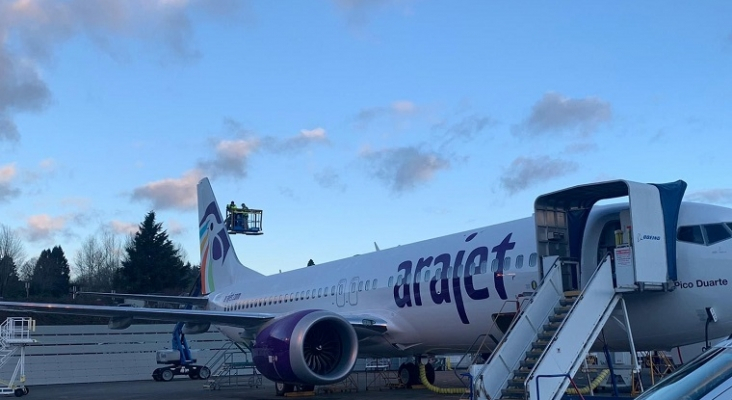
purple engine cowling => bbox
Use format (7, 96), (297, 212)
(252, 309), (358, 385)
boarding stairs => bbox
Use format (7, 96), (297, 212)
(472, 256), (621, 400)
(472, 179), (687, 400)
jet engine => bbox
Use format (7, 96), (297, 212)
(252, 310), (358, 385)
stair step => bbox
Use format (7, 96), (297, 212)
(559, 297), (577, 306)
(548, 314), (567, 323)
(525, 349), (544, 358)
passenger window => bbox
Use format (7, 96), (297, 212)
(324, 287), (329, 297)
(358, 281), (363, 291)
(397, 275), (403, 285)
(365, 280), (371, 291)
(351, 282), (356, 292)
(279, 295), (283, 303)
(504, 257), (511, 271)
(678, 225), (704, 245)
(423, 270), (430, 282)
(529, 253), (537, 267)
(446, 267), (452, 278)
(388, 276), (394, 287)
(516, 255), (524, 269)
(491, 259), (498, 272)
(415, 271), (421, 283)
(480, 261), (487, 274)
(306, 290), (311, 299)
(435, 268), (441, 279)
(404, 274), (411, 284)
(456, 264), (463, 277)
(285, 294), (289, 303)
(703, 224), (732, 245)
(318, 288), (322, 297)
(373, 279), (378, 288)
(331, 286), (335, 296)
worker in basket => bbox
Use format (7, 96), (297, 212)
(239, 203), (250, 230)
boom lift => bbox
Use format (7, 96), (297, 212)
(152, 276), (211, 382)
(225, 201), (263, 235)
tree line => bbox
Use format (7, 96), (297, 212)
(0, 211), (199, 302)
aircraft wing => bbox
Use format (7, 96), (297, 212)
(77, 292), (209, 307)
(0, 301), (273, 329)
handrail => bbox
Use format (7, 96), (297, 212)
(527, 255), (612, 379)
(535, 374), (586, 400)
(481, 257), (563, 371)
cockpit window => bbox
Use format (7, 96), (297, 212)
(678, 226), (704, 245)
(703, 224), (732, 245)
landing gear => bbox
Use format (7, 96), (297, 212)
(424, 362), (436, 384)
(398, 358), (436, 387)
(398, 362), (419, 386)
(275, 382), (294, 396)
(274, 382), (314, 396)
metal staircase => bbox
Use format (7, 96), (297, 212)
(0, 317), (35, 397)
(473, 256), (623, 400)
(471, 179), (687, 400)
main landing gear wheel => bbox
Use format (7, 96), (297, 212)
(161, 369), (174, 381)
(424, 363), (435, 384)
(275, 382), (294, 396)
(398, 362), (419, 386)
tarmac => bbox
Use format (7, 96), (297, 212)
(26, 370), (472, 400)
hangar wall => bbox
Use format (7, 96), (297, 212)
(0, 324), (230, 385)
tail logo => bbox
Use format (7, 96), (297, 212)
(199, 201), (232, 293)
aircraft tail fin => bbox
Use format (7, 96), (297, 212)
(197, 178), (264, 294)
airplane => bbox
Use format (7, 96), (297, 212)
(1, 177), (732, 396)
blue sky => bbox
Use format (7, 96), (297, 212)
(1, 1), (731, 277)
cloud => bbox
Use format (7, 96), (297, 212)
(354, 100), (419, 129)
(314, 167), (346, 192)
(499, 156), (578, 194)
(563, 142), (597, 154)
(0, 0), (246, 142)
(198, 137), (260, 178)
(687, 189), (732, 205)
(514, 92), (612, 137)
(199, 125), (329, 177)
(131, 169), (203, 210)
(0, 50), (52, 143)
(166, 219), (186, 236)
(109, 220), (138, 235)
(361, 146), (449, 192)
(333, 0), (407, 28)
(265, 127), (329, 153)
(436, 114), (496, 146)
(0, 163), (20, 202)
(23, 214), (67, 242)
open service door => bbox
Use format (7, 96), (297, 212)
(534, 179), (686, 291)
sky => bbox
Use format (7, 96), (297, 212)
(1, 0), (732, 277)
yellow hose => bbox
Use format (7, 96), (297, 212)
(564, 369), (610, 395)
(418, 364), (469, 394)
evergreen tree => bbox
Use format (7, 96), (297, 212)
(117, 211), (189, 294)
(0, 255), (24, 299)
(31, 246), (70, 297)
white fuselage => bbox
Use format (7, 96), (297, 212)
(209, 202), (732, 356)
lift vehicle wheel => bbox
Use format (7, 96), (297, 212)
(14, 388), (23, 397)
(22, 387), (29, 395)
(161, 369), (174, 381)
(188, 371), (199, 380)
(198, 366), (211, 380)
